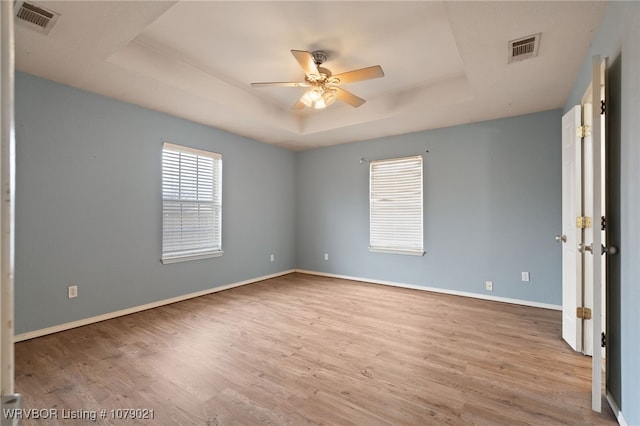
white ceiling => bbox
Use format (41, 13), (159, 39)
(15, 1), (606, 150)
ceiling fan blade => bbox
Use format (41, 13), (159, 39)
(291, 50), (318, 76)
(251, 81), (310, 88)
(335, 88), (366, 108)
(332, 65), (384, 84)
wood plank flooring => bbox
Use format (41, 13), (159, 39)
(15, 273), (617, 425)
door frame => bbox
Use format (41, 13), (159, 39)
(1, 0), (18, 418)
(588, 55), (606, 413)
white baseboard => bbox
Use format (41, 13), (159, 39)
(606, 392), (629, 426)
(14, 269), (296, 342)
(15, 268), (562, 342)
(295, 269), (562, 311)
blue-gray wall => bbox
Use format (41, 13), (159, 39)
(296, 110), (562, 306)
(15, 72), (296, 334)
(564, 1), (640, 424)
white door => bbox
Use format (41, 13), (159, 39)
(560, 106), (583, 352)
(560, 101), (595, 357)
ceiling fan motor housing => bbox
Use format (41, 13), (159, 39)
(311, 50), (328, 66)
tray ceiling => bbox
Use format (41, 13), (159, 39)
(15, 1), (606, 150)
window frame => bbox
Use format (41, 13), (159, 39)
(161, 142), (223, 264)
(369, 155), (424, 256)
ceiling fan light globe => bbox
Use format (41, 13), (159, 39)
(322, 89), (337, 106)
(300, 92), (313, 107)
(309, 87), (323, 101)
(314, 99), (327, 109)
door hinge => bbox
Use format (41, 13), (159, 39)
(577, 307), (592, 320)
(601, 216), (607, 230)
(601, 332), (607, 348)
(576, 216), (592, 229)
(576, 125), (592, 138)
(601, 100), (606, 115)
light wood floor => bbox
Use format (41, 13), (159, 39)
(16, 273), (617, 425)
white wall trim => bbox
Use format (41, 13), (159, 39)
(14, 269), (296, 342)
(606, 391), (628, 426)
(296, 269), (562, 311)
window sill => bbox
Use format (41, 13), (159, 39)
(368, 247), (425, 256)
(162, 250), (224, 264)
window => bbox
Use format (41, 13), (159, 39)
(369, 155), (424, 256)
(162, 142), (222, 263)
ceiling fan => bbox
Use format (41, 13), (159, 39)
(251, 50), (384, 110)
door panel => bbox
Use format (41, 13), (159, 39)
(561, 106), (583, 352)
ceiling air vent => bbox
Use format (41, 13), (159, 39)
(508, 33), (540, 64)
(14, 1), (60, 35)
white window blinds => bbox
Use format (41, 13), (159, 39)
(369, 155), (424, 256)
(162, 142), (222, 263)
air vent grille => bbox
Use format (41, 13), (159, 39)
(15, 1), (60, 35)
(508, 33), (540, 63)
(512, 38), (536, 56)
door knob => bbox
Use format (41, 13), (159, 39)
(578, 243), (593, 253)
(555, 234), (567, 243)
(601, 245), (618, 255)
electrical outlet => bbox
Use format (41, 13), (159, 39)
(270, 254), (275, 262)
(68, 285), (78, 299)
(324, 253), (329, 261)
(521, 272), (530, 282)
(485, 281), (493, 291)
